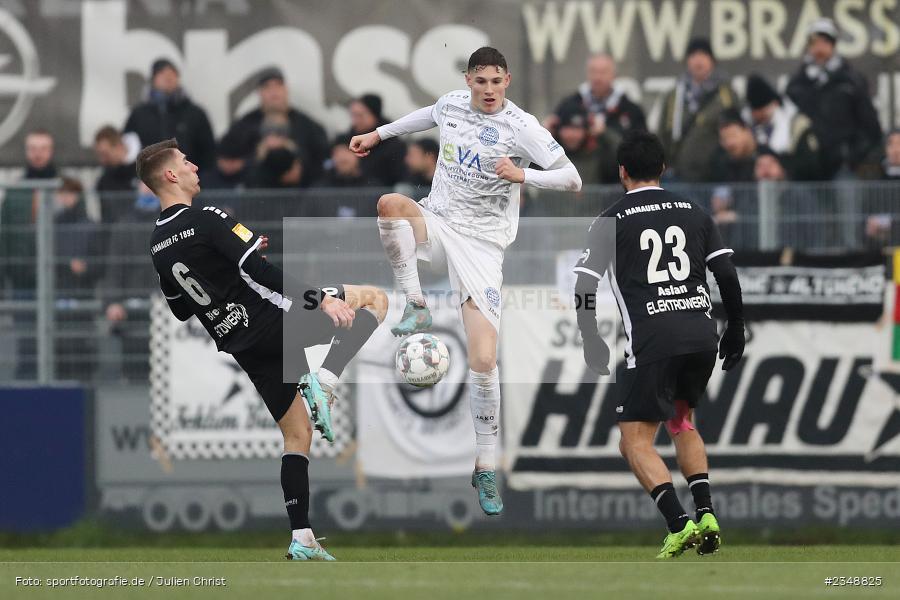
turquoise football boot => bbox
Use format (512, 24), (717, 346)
(390, 301), (432, 336)
(285, 538), (336, 561)
(471, 469), (504, 516)
(298, 373), (334, 443)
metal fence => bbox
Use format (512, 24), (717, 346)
(1, 181), (898, 384)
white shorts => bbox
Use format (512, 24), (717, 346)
(416, 205), (504, 332)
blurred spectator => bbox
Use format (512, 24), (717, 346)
(54, 178), (100, 381)
(303, 136), (378, 218)
(659, 38), (737, 182)
(226, 68), (328, 186)
(710, 110), (757, 182)
(880, 129), (900, 180)
(202, 131), (249, 190)
(93, 125), (137, 224)
(548, 54), (646, 137)
(346, 93), (407, 186)
(754, 147), (788, 182)
(553, 103), (619, 185)
(103, 182), (160, 382)
(786, 18), (882, 179)
(398, 138), (439, 197)
(322, 135), (366, 187)
(0, 129), (57, 379)
(249, 147), (303, 189)
(124, 58), (216, 173)
(743, 74), (824, 180)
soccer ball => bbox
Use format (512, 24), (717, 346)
(396, 333), (450, 387)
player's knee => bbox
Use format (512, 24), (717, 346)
(468, 353), (496, 374)
(618, 435), (649, 460)
(377, 193), (406, 217)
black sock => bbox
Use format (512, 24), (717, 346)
(281, 453), (310, 530)
(321, 308), (379, 377)
(687, 472), (714, 520)
(650, 482), (690, 533)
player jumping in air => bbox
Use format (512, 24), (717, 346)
(574, 131), (745, 558)
(349, 47), (582, 515)
(143, 139), (388, 561)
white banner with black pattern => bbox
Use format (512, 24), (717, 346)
(149, 295), (350, 460)
(356, 292), (475, 479)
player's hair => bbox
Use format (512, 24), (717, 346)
(136, 138), (179, 193)
(617, 130), (665, 181)
(94, 125), (122, 146)
(412, 138), (439, 158)
(467, 47), (507, 73)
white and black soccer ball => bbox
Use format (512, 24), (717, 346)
(396, 333), (450, 387)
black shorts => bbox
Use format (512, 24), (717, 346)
(232, 285), (345, 422)
(615, 350), (717, 422)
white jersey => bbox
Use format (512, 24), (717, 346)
(423, 90), (566, 248)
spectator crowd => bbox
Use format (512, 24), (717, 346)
(1, 17), (899, 381)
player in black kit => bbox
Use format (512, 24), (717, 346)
(574, 131), (745, 559)
(142, 139), (388, 561)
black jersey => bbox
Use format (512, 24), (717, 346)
(574, 187), (732, 367)
(150, 203), (289, 354)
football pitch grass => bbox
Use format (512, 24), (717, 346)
(2, 547), (899, 599)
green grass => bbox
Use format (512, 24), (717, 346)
(2, 547), (899, 600)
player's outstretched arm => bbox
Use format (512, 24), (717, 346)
(496, 156), (582, 191)
(574, 272), (610, 375)
(350, 105), (438, 157)
(708, 254), (745, 370)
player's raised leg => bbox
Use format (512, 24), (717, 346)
(669, 402), (720, 555)
(301, 285), (388, 442)
(376, 193), (432, 336)
(279, 396), (335, 561)
(618, 421), (699, 558)
(462, 299), (503, 515)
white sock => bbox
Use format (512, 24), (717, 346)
(377, 217), (425, 306)
(292, 528), (316, 546)
(469, 367), (500, 471)
(317, 367), (338, 392)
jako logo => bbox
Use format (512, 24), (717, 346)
(442, 143), (482, 171)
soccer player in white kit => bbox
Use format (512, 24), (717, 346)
(350, 47), (582, 514)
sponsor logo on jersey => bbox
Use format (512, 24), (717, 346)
(479, 126), (499, 146)
(442, 143), (482, 171)
(547, 140), (561, 152)
(231, 223), (253, 242)
(485, 287), (501, 308)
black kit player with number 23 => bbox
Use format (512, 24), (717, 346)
(573, 130), (745, 559)
(141, 139), (389, 561)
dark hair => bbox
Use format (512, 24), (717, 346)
(467, 47), (507, 72)
(59, 176), (83, 194)
(332, 134), (353, 149)
(616, 130), (665, 181)
(718, 108), (746, 130)
(94, 125), (122, 146)
(412, 138), (439, 158)
(26, 128), (53, 140)
(136, 138), (179, 193)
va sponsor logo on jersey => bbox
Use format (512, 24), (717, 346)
(478, 126), (499, 146)
(442, 143), (482, 171)
(485, 287), (501, 308)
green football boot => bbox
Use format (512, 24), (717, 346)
(298, 373), (334, 443)
(471, 469), (504, 516)
(696, 512), (721, 555)
(390, 301), (432, 336)
(655, 520), (700, 559)
(285, 538), (336, 561)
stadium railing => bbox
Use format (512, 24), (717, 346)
(0, 181), (897, 384)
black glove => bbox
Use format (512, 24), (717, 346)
(718, 321), (745, 371)
(582, 333), (611, 376)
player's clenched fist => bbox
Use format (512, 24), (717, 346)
(349, 131), (381, 157)
(495, 157), (525, 183)
(321, 294), (355, 328)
